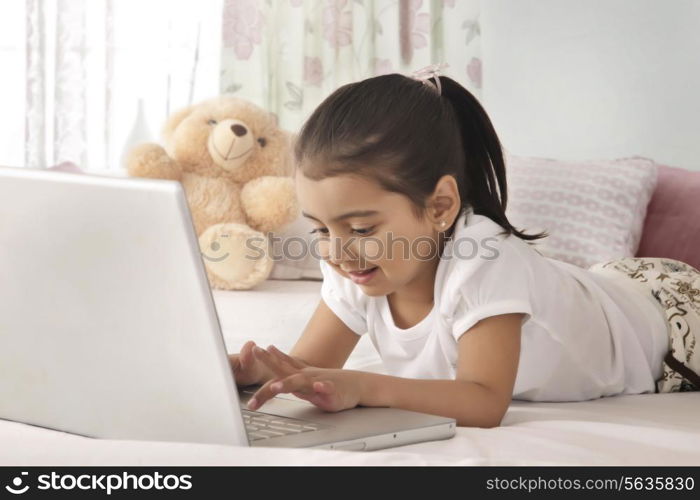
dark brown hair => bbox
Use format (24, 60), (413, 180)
(293, 73), (547, 242)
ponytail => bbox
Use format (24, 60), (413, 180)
(440, 77), (547, 242)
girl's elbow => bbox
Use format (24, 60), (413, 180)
(456, 410), (505, 428)
(455, 415), (502, 428)
(456, 396), (510, 428)
(490, 411), (507, 428)
(489, 391), (512, 427)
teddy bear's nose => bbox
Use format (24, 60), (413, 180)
(231, 124), (248, 137)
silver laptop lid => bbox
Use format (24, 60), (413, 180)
(0, 166), (249, 446)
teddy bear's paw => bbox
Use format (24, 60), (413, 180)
(240, 176), (299, 233)
(126, 143), (182, 181)
(198, 223), (273, 290)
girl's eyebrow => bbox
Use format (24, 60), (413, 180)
(301, 210), (379, 223)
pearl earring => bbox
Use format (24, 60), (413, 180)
(440, 220), (447, 228)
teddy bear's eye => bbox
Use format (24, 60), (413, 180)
(257, 137), (267, 147)
(207, 119), (218, 126)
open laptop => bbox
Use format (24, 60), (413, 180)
(0, 166), (455, 451)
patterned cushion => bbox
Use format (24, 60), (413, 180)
(504, 153), (659, 268)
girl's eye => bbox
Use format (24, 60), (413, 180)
(308, 227), (374, 236)
(207, 119), (218, 125)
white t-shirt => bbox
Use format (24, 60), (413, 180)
(319, 208), (670, 402)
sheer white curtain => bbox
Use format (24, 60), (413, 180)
(1, 0), (223, 171)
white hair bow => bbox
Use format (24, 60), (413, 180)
(409, 62), (450, 95)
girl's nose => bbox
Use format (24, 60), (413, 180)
(325, 235), (359, 264)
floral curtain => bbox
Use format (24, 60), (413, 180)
(220, 0), (482, 133)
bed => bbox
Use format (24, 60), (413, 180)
(2, 280), (699, 466)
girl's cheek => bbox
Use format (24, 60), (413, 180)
(414, 236), (440, 260)
(359, 239), (382, 263)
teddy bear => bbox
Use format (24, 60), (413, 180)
(126, 96), (299, 290)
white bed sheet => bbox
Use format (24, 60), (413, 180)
(2, 280), (699, 466)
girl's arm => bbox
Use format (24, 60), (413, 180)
(289, 298), (361, 368)
(362, 312), (523, 427)
(248, 312), (524, 428)
(252, 298), (361, 384)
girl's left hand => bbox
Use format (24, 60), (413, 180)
(246, 345), (363, 413)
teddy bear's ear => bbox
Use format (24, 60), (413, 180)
(162, 105), (195, 143)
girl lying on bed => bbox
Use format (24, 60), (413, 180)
(229, 64), (700, 428)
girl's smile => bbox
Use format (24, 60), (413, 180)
(345, 266), (379, 284)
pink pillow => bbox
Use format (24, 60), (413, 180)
(504, 154), (659, 268)
(635, 164), (700, 271)
(47, 161), (83, 174)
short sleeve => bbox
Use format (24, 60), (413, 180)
(319, 259), (368, 336)
(450, 238), (534, 341)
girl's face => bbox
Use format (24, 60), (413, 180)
(295, 170), (443, 299)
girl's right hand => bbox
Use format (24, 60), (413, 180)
(229, 341), (268, 387)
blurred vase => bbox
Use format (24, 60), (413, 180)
(120, 98), (154, 169)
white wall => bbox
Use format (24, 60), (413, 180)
(481, 0), (700, 171)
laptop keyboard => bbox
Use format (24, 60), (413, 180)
(242, 409), (322, 441)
